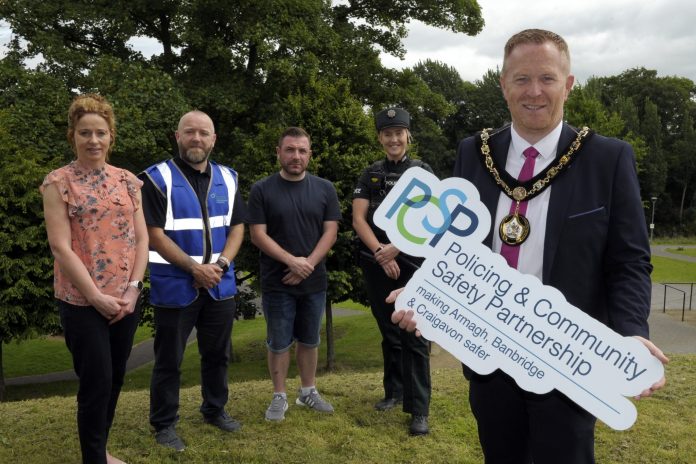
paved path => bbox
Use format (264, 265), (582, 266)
(6, 308), (364, 386)
(646, 245), (696, 354)
(8, 246), (696, 385)
(650, 244), (696, 263)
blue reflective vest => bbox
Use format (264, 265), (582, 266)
(145, 159), (238, 307)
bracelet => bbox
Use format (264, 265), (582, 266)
(374, 246), (383, 253)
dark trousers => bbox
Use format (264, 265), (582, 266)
(149, 292), (236, 430)
(468, 369), (596, 464)
(361, 259), (431, 415)
(59, 300), (140, 464)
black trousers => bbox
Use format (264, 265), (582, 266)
(59, 300), (140, 464)
(361, 259), (431, 415)
(467, 368), (596, 464)
(149, 292), (236, 430)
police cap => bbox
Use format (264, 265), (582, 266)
(375, 107), (410, 131)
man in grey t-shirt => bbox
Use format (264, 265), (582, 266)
(247, 127), (341, 421)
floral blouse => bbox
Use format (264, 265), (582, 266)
(40, 161), (143, 306)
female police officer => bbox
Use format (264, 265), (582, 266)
(352, 107), (433, 435)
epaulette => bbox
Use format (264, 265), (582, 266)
(368, 159), (386, 172)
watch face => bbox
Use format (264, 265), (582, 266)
(131, 280), (143, 291)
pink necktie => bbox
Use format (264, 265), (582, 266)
(500, 147), (539, 269)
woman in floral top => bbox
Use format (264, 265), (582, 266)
(40, 94), (148, 464)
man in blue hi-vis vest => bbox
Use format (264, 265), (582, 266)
(139, 110), (247, 452)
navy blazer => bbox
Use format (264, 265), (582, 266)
(454, 124), (652, 338)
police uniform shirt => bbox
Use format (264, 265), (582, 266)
(353, 155), (427, 200)
(353, 155), (433, 243)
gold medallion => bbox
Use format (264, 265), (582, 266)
(512, 186), (527, 201)
(481, 125), (590, 247)
(499, 213), (530, 246)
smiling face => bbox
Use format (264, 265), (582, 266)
(277, 135), (311, 180)
(73, 113), (112, 168)
(378, 127), (409, 161)
(500, 40), (574, 144)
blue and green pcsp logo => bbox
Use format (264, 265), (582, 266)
(374, 167), (489, 256)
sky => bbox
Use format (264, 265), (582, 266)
(381, 0), (696, 85)
(2, 0), (695, 85)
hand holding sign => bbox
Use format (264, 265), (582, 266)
(375, 167), (665, 430)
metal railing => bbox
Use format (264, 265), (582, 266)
(661, 282), (695, 322)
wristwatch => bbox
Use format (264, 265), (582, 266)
(216, 256), (230, 273)
(128, 280), (144, 292)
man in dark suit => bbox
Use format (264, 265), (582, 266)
(392, 29), (667, 463)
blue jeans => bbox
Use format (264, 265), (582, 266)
(262, 291), (326, 353)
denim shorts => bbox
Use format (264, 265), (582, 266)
(262, 291), (326, 353)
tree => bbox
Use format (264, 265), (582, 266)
(411, 59), (464, 178)
(0, 0), (488, 371)
(585, 69), (696, 234)
(0, 0), (484, 125)
(614, 95), (641, 136)
(566, 81), (626, 137)
(639, 99), (668, 216)
(458, 69), (509, 137)
(83, 56), (190, 174)
(600, 68), (694, 137)
(669, 111), (696, 226)
(0, 54), (70, 399)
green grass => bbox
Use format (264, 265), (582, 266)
(666, 247), (696, 257)
(2, 251), (695, 461)
(1, 300), (696, 462)
(650, 256), (696, 282)
(0, 357), (694, 463)
(2, 326), (151, 378)
(335, 299), (371, 312)
(2, 336), (71, 378)
(653, 237), (696, 245)
(1, 303), (369, 382)
(1, 309), (383, 401)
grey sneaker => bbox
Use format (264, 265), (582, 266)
(265, 393), (289, 421)
(295, 388), (334, 413)
(204, 411), (242, 432)
(155, 425), (185, 452)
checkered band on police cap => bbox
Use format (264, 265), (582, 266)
(375, 107), (410, 131)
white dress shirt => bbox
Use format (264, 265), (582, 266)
(491, 122), (564, 279)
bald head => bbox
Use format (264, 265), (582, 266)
(178, 110), (215, 133)
(175, 110), (217, 168)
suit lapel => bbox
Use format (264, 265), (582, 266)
(481, 128), (512, 248)
(543, 124), (579, 282)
